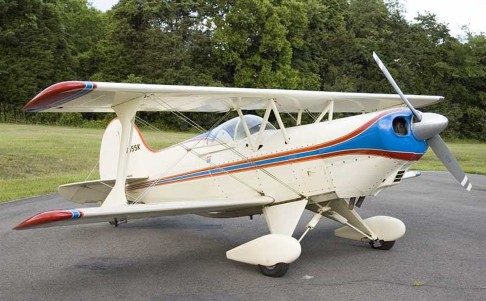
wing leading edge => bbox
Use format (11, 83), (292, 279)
(24, 81), (444, 114)
(13, 196), (274, 230)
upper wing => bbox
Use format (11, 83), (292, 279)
(14, 196), (274, 230)
(23, 81), (443, 113)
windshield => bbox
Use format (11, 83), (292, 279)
(202, 115), (276, 142)
(207, 117), (239, 142)
(234, 115), (276, 140)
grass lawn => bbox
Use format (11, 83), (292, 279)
(0, 123), (193, 202)
(1, 123), (484, 202)
(412, 141), (486, 175)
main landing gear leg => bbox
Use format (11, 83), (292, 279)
(297, 207), (330, 242)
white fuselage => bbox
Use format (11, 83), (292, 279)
(119, 109), (424, 205)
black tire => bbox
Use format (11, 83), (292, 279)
(371, 240), (395, 250)
(258, 263), (289, 277)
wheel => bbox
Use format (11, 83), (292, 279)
(258, 263), (289, 277)
(370, 240), (395, 250)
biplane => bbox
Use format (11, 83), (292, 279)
(14, 53), (471, 277)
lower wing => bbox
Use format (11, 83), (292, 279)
(14, 196), (273, 230)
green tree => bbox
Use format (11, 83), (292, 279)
(0, 0), (485, 140)
(94, 0), (219, 85)
(55, 0), (108, 79)
(293, 0), (354, 91)
(91, 0), (226, 130)
(213, 0), (307, 89)
(0, 0), (76, 110)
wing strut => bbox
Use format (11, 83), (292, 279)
(314, 100), (334, 123)
(296, 110), (304, 126)
(237, 99), (291, 151)
(237, 108), (257, 151)
(255, 101), (274, 148)
(253, 99), (290, 150)
(102, 99), (140, 207)
(270, 99), (290, 144)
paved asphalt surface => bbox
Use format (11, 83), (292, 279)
(1, 172), (485, 301)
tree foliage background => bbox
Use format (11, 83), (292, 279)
(1, 0), (485, 140)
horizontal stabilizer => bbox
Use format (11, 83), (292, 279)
(14, 196), (274, 230)
(58, 177), (148, 203)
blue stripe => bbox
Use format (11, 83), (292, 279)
(70, 210), (81, 219)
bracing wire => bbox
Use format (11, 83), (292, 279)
(137, 96), (306, 200)
(131, 106), (266, 204)
(82, 97), (307, 205)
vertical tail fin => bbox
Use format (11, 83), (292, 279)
(99, 119), (152, 179)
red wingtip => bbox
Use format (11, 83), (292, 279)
(13, 209), (83, 230)
(23, 81), (96, 112)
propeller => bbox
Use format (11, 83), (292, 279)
(372, 52), (472, 191)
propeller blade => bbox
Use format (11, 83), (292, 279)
(428, 135), (472, 191)
(372, 52), (422, 122)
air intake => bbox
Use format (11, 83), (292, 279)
(394, 170), (406, 183)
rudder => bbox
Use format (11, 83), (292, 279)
(99, 119), (152, 179)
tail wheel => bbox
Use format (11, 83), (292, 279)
(258, 263), (289, 277)
(370, 240), (395, 250)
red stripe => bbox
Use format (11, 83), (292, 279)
(23, 81), (96, 112)
(127, 148), (422, 190)
(105, 118), (165, 153)
(134, 122), (157, 153)
(13, 210), (84, 230)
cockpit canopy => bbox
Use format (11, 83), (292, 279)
(204, 115), (276, 143)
